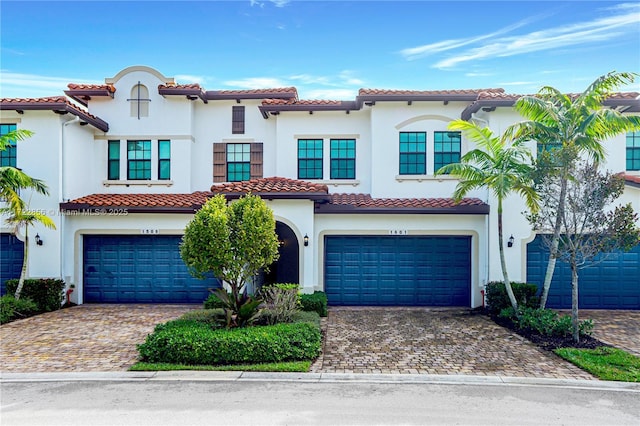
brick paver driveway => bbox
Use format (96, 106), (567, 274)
(582, 310), (640, 357)
(0, 305), (196, 373)
(311, 307), (595, 379)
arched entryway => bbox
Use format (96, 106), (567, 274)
(264, 221), (300, 285)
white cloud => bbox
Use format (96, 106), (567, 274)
(399, 4), (639, 70)
(304, 88), (357, 100)
(174, 74), (206, 84)
(0, 71), (100, 98)
(223, 77), (289, 88)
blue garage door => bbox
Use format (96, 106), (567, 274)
(527, 235), (640, 309)
(1, 233), (24, 295)
(325, 235), (471, 306)
(84, 235), (219, 303)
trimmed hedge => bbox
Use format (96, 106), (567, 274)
(138, 321), (321, 365)
(485, 281), (539, 316)
(0, 295), (39, 324)
(299, 291), (328, 317)
(4, 278), (65, 313)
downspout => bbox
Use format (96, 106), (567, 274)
(60, 117), (80, 294)
(471, 112), (491, 303)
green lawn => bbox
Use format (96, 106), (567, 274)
(554, 346), (640, 382)
(130, 360), (311, 373)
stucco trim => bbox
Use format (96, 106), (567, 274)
(105, 66), (174, 85)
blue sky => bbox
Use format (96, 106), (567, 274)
(1, 1), (639, 100)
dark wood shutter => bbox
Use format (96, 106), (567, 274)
(213, 143), (226, 183)
(213, 142), (262, 182)
(232, 106), (245, 134)
(250, 143), (263, 179)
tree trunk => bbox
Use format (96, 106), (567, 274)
(497, 203), (519, 314)
(570, 258), (580, 343)
(540, 175), (569, 309)
(14, 230), (28, 300)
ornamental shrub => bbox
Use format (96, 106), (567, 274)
(299, 291), (328, 317)
(4, 278), (65, 313)
(260, 283), (300, 325)
(516, 307), (593, 338)
(137, 321), (321, 365)
(203, 292), (228, 310)
(0, 295), (39, 324)
(485, 281), (539, 316)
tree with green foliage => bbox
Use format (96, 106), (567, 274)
(180, 193), (280, 327)
(527, 161), (639, 342)
(436, 119), (539, 315)
(504, 71), (640, 308)
(0, 129), (56, 300)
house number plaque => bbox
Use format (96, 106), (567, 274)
(140, 229), (160, 235)
(388, 229), (408, 235)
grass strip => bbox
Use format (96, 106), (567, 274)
(554, 346), (640, 382)
(130, 360), (311, 372)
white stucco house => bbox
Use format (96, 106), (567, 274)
(1, 65), (639, 309)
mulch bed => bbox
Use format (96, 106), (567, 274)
(471, 307), (608, 351)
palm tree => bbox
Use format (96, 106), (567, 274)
(0, 129), (48, 213)
(503, 71), (640, 308)
(1, 128), (54, 299)
(436, 119), (539, 314)
(3, 208), (56, 299)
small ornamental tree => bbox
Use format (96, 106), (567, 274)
(180, 193), (280, 326)
(527, 161), (640, 342)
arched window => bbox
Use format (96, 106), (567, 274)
(129, 83), (150, 118)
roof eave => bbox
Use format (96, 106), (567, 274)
(206, 91), (297, 101)
(258, 102), (358, 118)
(315, 204), (490, 215)
(59, 202), (201, 214)
(63, 89), (114, 107)
(0, 102), (109, 132)
(158, 87), (208, 104)
(461, 99), (517, 121)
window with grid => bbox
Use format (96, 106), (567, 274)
(627, 131), (640, 171)
(0, 124), (18, 167)
(158, 140), (171, 180)
(330, 139), (355, 179)
(399, 132), (426, 175)
(227, 143), (251, 181)
(232, 106), (245, 134)
(107, 140), (120, 180)
(298, 139), (323, 179)
(434, 131), (461, 172)
(127, 140), (151, 180)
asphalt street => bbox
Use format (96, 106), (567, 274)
(1, 373), (639, 425)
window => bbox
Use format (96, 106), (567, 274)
(226, 143), (251, 182)
(330, 139), (356, 179)
(399, 132), (426, 175)
(129, 84), (150, 118)
(232, 106), (245, 134)
(213, 143), (263, 183)
(627, 131), (640, 171)
(127, 140), (151, 180)
(158, 140), (171, 180)
(107, 140), (120, 180)
(0, 124), (17, 167)
(298, 139), (323, 179)
(434, 131), (461, 172)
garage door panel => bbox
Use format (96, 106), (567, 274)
(84, 235), (219, 303)
(325, 235), (471, 306)
(527, 235), (640, 309)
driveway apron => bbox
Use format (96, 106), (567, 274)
(312, 307), (595, 379)
(0, 305), (196, 373)
(581, 310), (640, 357)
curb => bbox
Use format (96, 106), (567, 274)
(2, 371), (639, 391)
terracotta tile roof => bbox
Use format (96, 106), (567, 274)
(477, 91), (522, 100)
(621, 173), (640, 187)
(329, 193), (486, 208)
(261, 98), (344, 106)
(158, 83), (202, 90)
(359, 88), (505, 96)
(211, 177), (329, 198)
(0, 97), (109, 132)
(61, 192), (212, 211)
(216, 87), (298, 96)
(67, 83), (116, 93)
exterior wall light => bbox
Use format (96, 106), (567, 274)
(35, 234), (43, 246)
(303, 234), (309, 247)
(507, 235), (514, 248)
